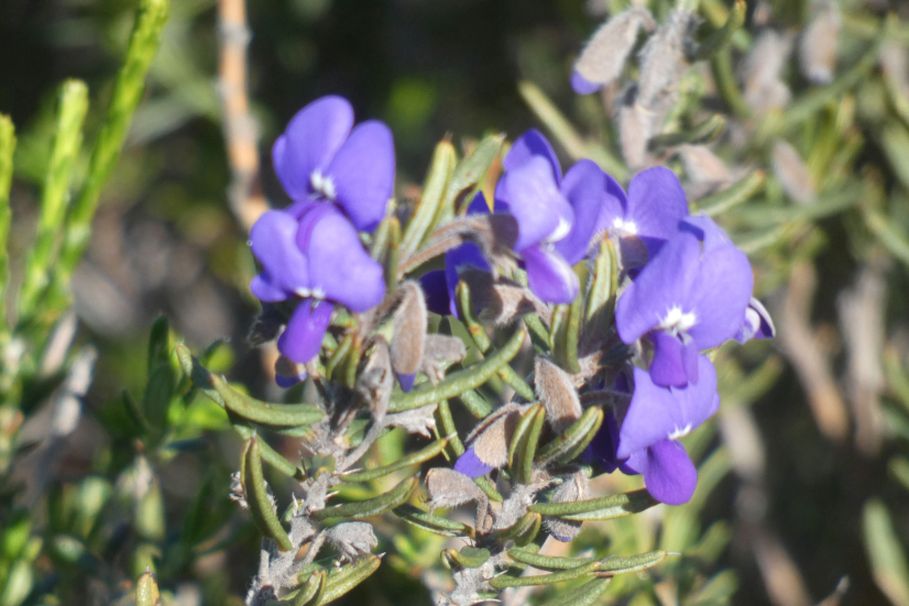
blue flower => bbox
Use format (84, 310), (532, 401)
(272, 95), (395, 232)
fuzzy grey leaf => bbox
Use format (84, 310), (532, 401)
(326, 522), (379, 561)
(465, 403), (523, 470)
(535, 357), (582, 432)
(421, 334), (467, 382)
(743, 31), (793, 115)
(799, 1), (840, 84)
(356, 337), (394, 420)
(637, 10), (696, 112)
(391, 281), (428, 383)
(544, 472), (589, 542)
(574, 8), (654, 92)
(425, 467), (491, 531)
(771, 140), (815, 204)
(461, 269), (547, 326)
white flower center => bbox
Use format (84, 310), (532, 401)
(295, 286), (326, 299)
(611, 217), (638, 236)
(659, 305), (697, 336)
(310, 170), (337, 200)
(549, 215), (572, 243)
(668, 423), (692, 441)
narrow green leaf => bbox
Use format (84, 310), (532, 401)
(553, 266), (584, 374)
(690, 0), (745, 60)
(441, 133), (504, 220)
(865, 208), (909, 270)
(292, 570), (326, 606)
(489, 560), (599, 589)
(863, 499), (909, 606)
(507, 403), (543, 468)
(234, 425), (302, 479)
(18, 80), (89, 314)
(342, 437), (448, 483)
(509, 404), (546, 485)
(593, 550), (667, 575)
(316, 554), (382, 605)
(444, 546), (491, 569)
(694, 170), (766, 217)
(0, 115), (15, 331)
(59, 0), (170, 279)
(181, 345), (324, 428)
(400, 139), (456, 257)
(458, 389), (493, 419)
(383, 216), (402, 290)
(491, 550), (665, 589)
(648, 114), (726, 149)
(535, 406), (604, 466)
(518, 81), (626, 180)
(313, 476), (417, 523)
(508, 548), (593, 571)
(394, 504), (472, 537)
(584, 240), (617, 325)
(538, 577), (611, 606)
(242, 437), (293, 551)
(495, 511), (542, 547)
(389, 325), (526, 412)
(530, 488), (658, 521)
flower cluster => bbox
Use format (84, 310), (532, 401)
(430, 129), (773, 505)
(248, 97), (773, 507)
(248, 96), (394, 384)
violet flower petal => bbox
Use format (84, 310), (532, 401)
(571, 70), (602, 95)
(523, 245), (579, 304)
(649, 331), (700, 387)
(617, 358), (719, 459)
(249, 210), (310, 297)
(454, 447), (494, 478)
(687, 244), (753, 348)
(626, 166), (689, 256)
(419, 270), (450, 316)
(503, 128), (562, 182)
(736, 297), (776, 343)
(300, 205), (386, 312)
(627, 439), (697, 505)
(555, 159), (617, 264)
(498, 156), (573, 251)
(327, 120), (395, 232)
(273, 96), (354, 200)
(615, 232), (700, 344)
(278, 300), (335, 363)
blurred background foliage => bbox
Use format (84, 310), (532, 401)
(2, 0), (909, 604)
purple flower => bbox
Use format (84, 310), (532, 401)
(616, 216), (752, 387)
(249, 204), (385, 366)
(736, 297), (776, 343)
(618, 358), (719, 504)
(598, 167), (690, 268)
(272, 95), (395, 232)
(419, 194), (493, 316)
(494, 130), (580, 303)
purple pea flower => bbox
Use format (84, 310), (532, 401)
(616, 216), (752, 387)
(618, 357), (719, 504)
(419, 194), (493, 316)
(494, 130), (580, 303)
(596, 167), (690, 269)
(249, 203), (385, 367)
(272, 95), (395, 232)
(736, 297), (776, 343)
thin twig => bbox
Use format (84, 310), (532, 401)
(218, 0), (267, 232)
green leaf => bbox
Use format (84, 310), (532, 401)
(865, 208), (909, 270)
(538, 577), (611, 606)
(178, 343), (324, 428)
(18, 80), (89, 317)
(494, 511), (542, 547)
(389, 325), (526, 412)
(690, 0), (746, 60)
(863, 499), (909, 606)
(535, 406), (604, 466)
(342, 437), (449, 483)
(59, 0), (170, 280)
(400, 139), (457, 258)
(241, 437), (293, 551)
(490, 550), (666, 589)
(518, 81), (626, 180)
(234, 425), (303, 479)
(442, 133), (504, 218)
(508, 404), (546, 485)
(291, 570), (326, 606)
(508, 547), (593, 571)
(316, 554), (382, 605)
(552, 266), (584, 374)
(313, 476), (417, 524)
(444, 546), (491, 569)
(530, 489), (658, 521)
(394, 504), (472, 537)
(0, 115), (14, 333)
(693, 170), (766, 217)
